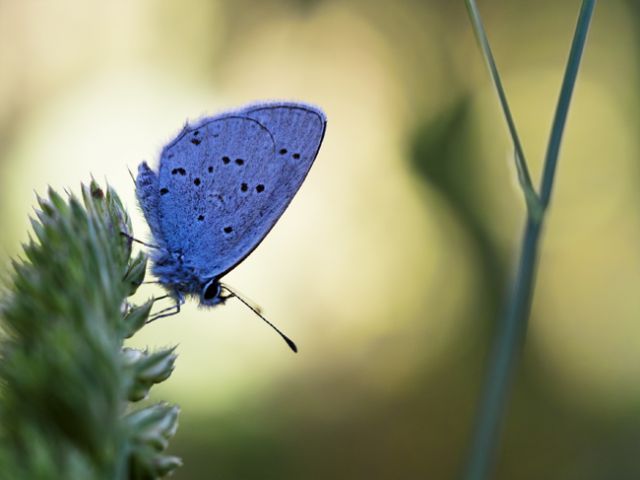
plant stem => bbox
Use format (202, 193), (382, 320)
(0, 182), (181, 479)
(463, 1), (596, 479)
(539, 0), (596, 208)
(465, 0), (539, 214)
(464, 216), (542, 480)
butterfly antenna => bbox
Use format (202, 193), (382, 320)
(220, 284), (263, 315)
(220, 283), (297, 353)
(127, 166), (136, 185)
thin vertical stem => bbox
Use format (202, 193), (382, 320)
(464, 217), (542, 479)
(539, 0), (596, 208)
(463, 1), (596, 479)
(465, 0), (539, 212)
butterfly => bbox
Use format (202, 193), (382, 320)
(134, 101), (327, 351)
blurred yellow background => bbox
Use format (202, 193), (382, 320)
(0, 0), (638, 478)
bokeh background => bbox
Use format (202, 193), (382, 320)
(0, 0), (638, 478)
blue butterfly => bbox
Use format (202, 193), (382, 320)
(134, 101), (326, 351)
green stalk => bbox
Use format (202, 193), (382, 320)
(0, 182), (181, 479)
(539, 0), (595, 209)
(463, 2), (596, 479)
(465, 0), (540, 216)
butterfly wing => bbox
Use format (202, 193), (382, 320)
(148, 101), (326, 281)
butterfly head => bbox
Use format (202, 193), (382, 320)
(200, 279), (224, 306)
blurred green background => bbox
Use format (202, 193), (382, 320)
(0, 0), (638, 478)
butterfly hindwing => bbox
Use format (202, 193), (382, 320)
(150, 102), (326, 281)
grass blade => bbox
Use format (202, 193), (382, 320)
(539, 0), (596, 207)
(465, 0), (540, 213)
(463, 2), (597, 479)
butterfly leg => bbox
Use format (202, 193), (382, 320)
(120, 231), (164, 251)
(147, 291), (185, 323)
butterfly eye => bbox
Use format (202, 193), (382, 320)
(202, 280), (221, 302)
